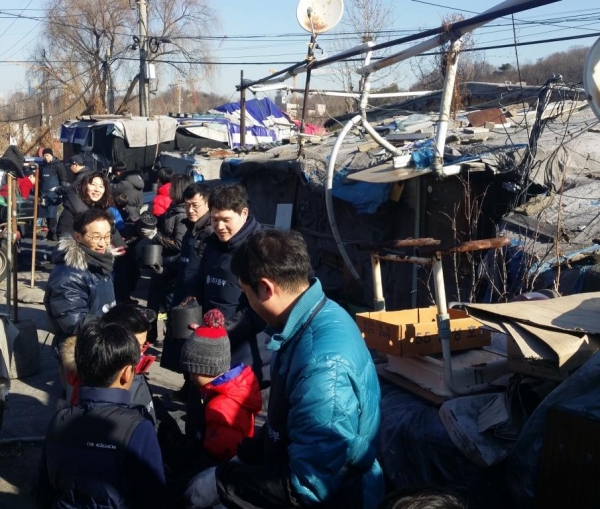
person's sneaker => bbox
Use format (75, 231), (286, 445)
(157, 312), (168, 321)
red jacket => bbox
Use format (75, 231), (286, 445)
(200, 364), (262, 462)
(152, 183), (172, 217)
(0, 177), (34, 199)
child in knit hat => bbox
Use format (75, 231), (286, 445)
(180, 308), (262, 462)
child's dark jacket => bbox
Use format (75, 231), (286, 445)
(34, 386), (166, 508)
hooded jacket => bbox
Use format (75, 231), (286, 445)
(151, 202), (187, 274)
(215, 279), (384, 509)
(44, 237), (115, 340)
(186, 364), (262, 462)
(151, 183), (172, 217)
(56, 187), (89, 239)
(111, 169), (144, 212)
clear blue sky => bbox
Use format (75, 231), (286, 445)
(0, 0), (599, 103)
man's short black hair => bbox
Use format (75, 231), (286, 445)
(100, 304), (150, 334)
(73, 208), (114, 235)
(231, 229), (312, 294)
(183, 183), (211, 201)
(113, 161), (127, 174)
(378, 486), (468, 509)
(156, 167), (173, 184)
(209, 184), (248, 214)
(113, 192), (129, 209)
(75, 322), (140, 387)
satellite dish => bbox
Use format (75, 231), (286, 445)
(296, 0), (344, 35)
(584, 37), (600, 121)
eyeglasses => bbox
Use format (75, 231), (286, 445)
(184, 202), (205, 211)
(84, 234), (111, 244)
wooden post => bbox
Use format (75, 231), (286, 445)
(10, 175), (18, 322)
(240, 71), (246, 148)
(5, 176), (12, 318)
(30, 165), (40, 288)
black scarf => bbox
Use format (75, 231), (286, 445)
(80, 244), (114, 276)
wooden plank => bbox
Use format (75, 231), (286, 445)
(376, 363), (446, 406)
(357, 141), (380, 152)
(466, 108), (507, 127)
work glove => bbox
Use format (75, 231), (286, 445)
(184, 466), (219, 509)
(140, 228), (157, 240)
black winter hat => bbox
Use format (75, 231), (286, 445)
(0, 145), (25, 177)
(180, 309), (230, 377)
(69, 155), (84, 166)
(42, 148), (53, 156)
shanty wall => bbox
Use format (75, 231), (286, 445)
(220, 157), (502, 311)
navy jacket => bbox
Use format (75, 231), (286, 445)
(34, 386), (166, 508)
(39, 157), (68, 219)
(172, 214), (212, 307)
(195, 216), (268, 383)
(44, 237), (115, 340)
(111, 170), (144, 212)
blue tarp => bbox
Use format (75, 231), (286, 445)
(332, 168), (393, 214)
(211, 97), (294, 148)
(60, 122), (93, 145)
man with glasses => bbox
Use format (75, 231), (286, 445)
(44, 208), (116, 353)
(161, 184), (213, 393)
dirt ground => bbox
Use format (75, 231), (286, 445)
(0, 235), (183, 507)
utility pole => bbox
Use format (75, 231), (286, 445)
(240, 71), (246, 147)
(137, 0), (149, 117)
(177, 78), (182, 113)
(106, 48), (115, 114)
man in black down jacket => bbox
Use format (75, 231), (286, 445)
(44, 208), (116, 351)
(110, 161), (144, 215)
(192, 184), (269, 387)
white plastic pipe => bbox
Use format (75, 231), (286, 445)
(325, 114), (362, 281)
(358, 50), (402, 157)
(433, 38), (462, 177)
(432, 255), (490, 395)
(371, 254), (386, 311)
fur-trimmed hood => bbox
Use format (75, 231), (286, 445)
(52, 236), (89, 270)
(51, 236), (113, 275)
